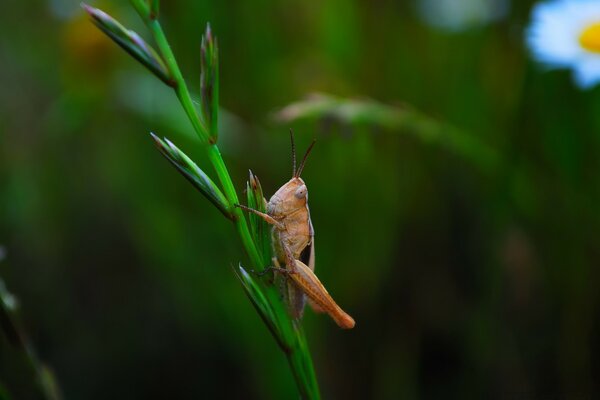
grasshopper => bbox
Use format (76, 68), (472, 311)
(238, 132), (355, 329)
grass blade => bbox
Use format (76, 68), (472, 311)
(151, 133), (232, 219)
(82, 4), (173, 86)
(274, 92), (501, 172)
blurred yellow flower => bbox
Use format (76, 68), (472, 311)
(62, 10), (115, 75)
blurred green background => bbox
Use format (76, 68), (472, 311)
(1, 0), (600, 398)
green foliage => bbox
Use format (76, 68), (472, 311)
(0, 279), (61, 400)
(150, 133), (232, 219)
(5, 0), (600, 398)
(200, 24), (220, 143)
(246, 171), (272, 266)
(84, 2), (321, 398)
(82, 4), (171, 86)
(274, 92), (501, 172)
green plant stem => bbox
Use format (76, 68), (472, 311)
(288, 326), (321, 399)
(147, 20), (209, 141)
(146, 18), (261, 268)
(139, 11), (320, 399)
(0, 292), (61, 400)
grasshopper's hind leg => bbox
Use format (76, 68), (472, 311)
(307, 299), (325, 313)
(280, 242), (355, 329)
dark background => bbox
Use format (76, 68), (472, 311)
(1, 0), (599, 398)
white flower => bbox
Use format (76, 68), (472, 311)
(527, 0), (600, 89)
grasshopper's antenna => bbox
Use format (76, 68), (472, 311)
(296, 139), (316, 177)
(290, 129), (297, 178)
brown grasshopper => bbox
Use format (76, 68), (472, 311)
(238, 132), (355, 329)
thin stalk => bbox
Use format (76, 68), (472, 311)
(288, 325), (321, 399)
(147, 20), (210, 142)
(136, 10), (320, 399)
(146, 17), (261, 267)
(0, 289), (61, 400)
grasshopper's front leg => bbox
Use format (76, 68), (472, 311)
(235, 204), (285, 230)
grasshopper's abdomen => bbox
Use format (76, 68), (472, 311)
(272, 228), (310, 318)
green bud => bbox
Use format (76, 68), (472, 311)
(82, 3), (173, 86)
(246, 171), (271, 264)
(150, 0), (159, 19)
(200, 23), (219, 144)
(234, 265), (283, 344)
(150, 133), (232, 219)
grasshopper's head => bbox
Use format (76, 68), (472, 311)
(268, 131), (315, 216)
(269, 177), (309, 216)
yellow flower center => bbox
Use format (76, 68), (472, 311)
(580, 22), (600, 53)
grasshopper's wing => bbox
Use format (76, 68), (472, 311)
(288, 209), (314, 316)
(301, 213), (323, 313)
(287, 241), (318, 317)
(300, 239), (314, 271)
(301, 240), (325, 314)
(287, 282), (306, 319)
(280, 235), (311, 319)
(302, 206), (315, 270)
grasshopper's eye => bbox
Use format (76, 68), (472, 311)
(294, 185), (307, 199)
